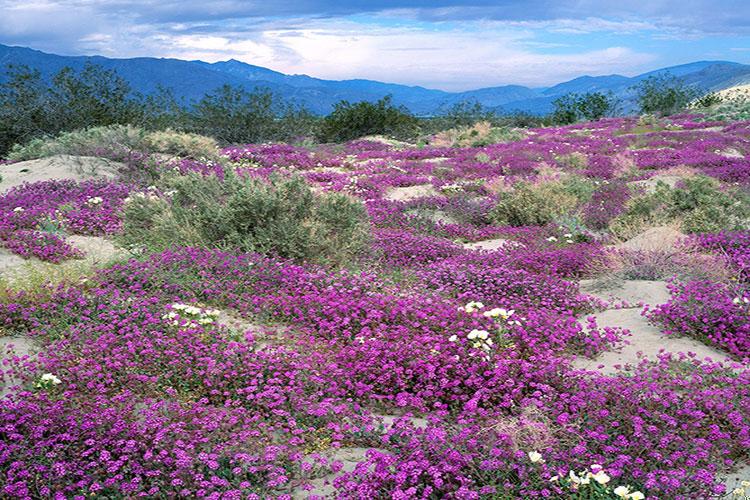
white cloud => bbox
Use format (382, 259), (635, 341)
(150, 21), (655, 89)
(0, 2), (659, 89)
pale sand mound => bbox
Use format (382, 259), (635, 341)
(384, 184), (438, 201)
(293, 447), (388, 499)
(1, 336), (38, 397)
(0, 155), (121, 193)
(66, 235), (125, 265)
(718, 148), (745, 159)
(615, 226), (686, 252)
(579, 279), (671, 306)
(0, 248), (27, 272)
(572, 308), (734, 374)
(628, 175), (685, 193)
(405, 208), (458, 225)
(463, 238), (511, 251)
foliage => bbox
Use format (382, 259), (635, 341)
(489, 181), (580, 226)
(633, 74), (701, 116)
(118, 171), (371, 264)
(422, 100), (500, 134)
(610, 176), (750, 235)
(317, 95), (419, 142)
(552, 92), (618, 124)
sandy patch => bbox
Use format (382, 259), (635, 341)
(383, 184), (438, 201)
(0, 248), (28, 272)
(579, 279), (671, 306)
(463, 238), (512, 252)
(1, 336), (38, 397)
(293, 447), (388, 499)
(66, 235), (125, 265)
(0, 155), (121, 193)
(628, 175), (685, 193)
(573, 308), (734, 374)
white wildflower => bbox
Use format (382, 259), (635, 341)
(614, 486), (631, 498)
(13, 206), (24, 213)
(463, 301), (485, 313)
(40, 373), (61, 385)
(528, 451), (543, 463)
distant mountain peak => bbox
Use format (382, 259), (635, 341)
(1, 42), (748, 115)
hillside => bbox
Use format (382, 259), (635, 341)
(1, 43), (750, 115)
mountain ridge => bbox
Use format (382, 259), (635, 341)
(1, 43), (749, 115)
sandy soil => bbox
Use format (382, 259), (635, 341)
(383, 184), (439, 201)
(0, 155), (120, 193)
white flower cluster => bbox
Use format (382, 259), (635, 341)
(547, 232), (575, 244)
(34, 372), (62, 389)
(440, 183), (464, 193)
(163, 303), (221, 326)
(13, 206), (25, 213)
(452, 301), (522, 352)
(124, 186), (161, 204)
(482, 307), (521, 326)
(548, 462), (643, 499)
(732, 481), (750, 497)
(732, 296), (749, 306)
(86, 196), (103, 206)
(461, 301), (484, 313)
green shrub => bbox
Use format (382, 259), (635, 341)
(144, 129), (219, 159)
(633, 75), (700, 116)
(551, 92), (618, 124)
(489, 181), (579, 226)
(609, 176), (750, 236)
(118, 171), (371, 265)
(560, 175), (597, 203)
(8, 125), (220, 163)
(8, 125), (150, 161)
(317, 95), (419, 142)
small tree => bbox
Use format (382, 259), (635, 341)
(0, 64), (52, 155)
(50, 62), (141, 130)
(552, 92), (617, 124)
(633, 75), (700, 116)
(317, 95), (419, 142)
(189, 85), (278, 144)
(551, 94), (580, 125)
(577, 92), (618, 121)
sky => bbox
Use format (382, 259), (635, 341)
(1, 1), (749, 91)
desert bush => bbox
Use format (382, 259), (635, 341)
(118, 171), (370, 264)
(144, 129), (219, 159)
(9, 125), (220, 165)
(422, 100), (500, 134)
(610, 176), (750, 236)
(430, 121), (526, 147)
(317, 96), (419, 142)
(8, 124), (149, 162)
(489, 181), (579, 227)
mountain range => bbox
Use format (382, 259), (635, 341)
(2, 43), (750, 116)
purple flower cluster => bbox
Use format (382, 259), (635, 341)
(0, 179), (130, 261)
(647, 279), (750, 361)
(1, 114), (750, 498)
(693, 231), (750, 282)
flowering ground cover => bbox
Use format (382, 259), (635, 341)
(1, 115), (749, 498)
